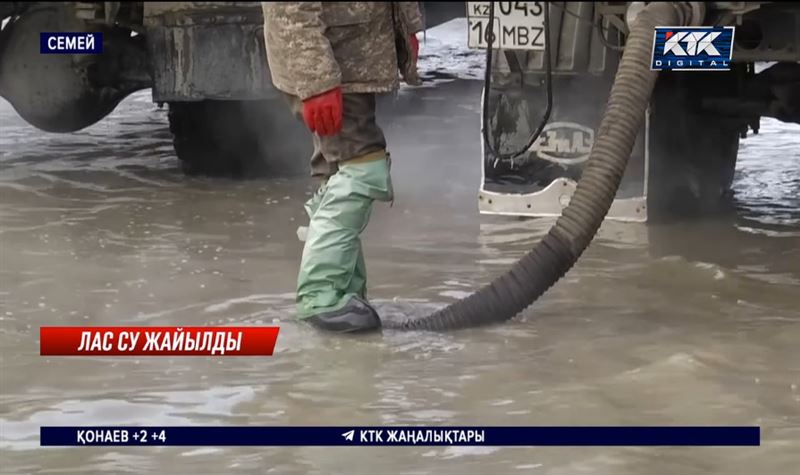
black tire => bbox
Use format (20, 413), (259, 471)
(167, 99), (311, 178)
(648, 71), (744, 217)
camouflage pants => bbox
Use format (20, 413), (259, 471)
(281, 92), (387, 179)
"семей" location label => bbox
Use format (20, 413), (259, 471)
(40, 32), (103, 54)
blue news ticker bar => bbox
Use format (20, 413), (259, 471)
(40, 426), (760, 447)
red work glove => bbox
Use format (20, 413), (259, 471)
(302, 86), (342, 136)
(409, 34), (419, 63)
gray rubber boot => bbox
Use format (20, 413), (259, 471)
(305, 295), (381, 333)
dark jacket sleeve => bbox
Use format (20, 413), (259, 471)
(393, 2), (424, 86)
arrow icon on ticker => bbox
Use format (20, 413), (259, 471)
(342, 430), (355, 442)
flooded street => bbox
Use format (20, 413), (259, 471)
(2, 42), (800, 475)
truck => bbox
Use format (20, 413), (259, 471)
(1, 2), (798, 223)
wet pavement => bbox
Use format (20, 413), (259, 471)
(2, 24), (800, 475)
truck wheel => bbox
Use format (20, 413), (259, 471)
(0, 6), (147, 132)
(648, 72), (744, 216)
(167, 99), (311, 178)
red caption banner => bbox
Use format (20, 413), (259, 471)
(40, 327), (279, 356)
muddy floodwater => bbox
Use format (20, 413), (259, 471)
(2, 74), (800, 475)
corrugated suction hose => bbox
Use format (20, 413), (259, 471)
(389, 2), (684, 331)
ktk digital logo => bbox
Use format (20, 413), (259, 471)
(651, 26), (735, 71)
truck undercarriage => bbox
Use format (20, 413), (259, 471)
(1, 2), (799, 221)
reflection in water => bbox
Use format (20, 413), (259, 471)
(1, 78), (799, 474)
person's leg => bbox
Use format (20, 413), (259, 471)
(301, 165), (366, 300)
(327, 95), (393, 286)
(292, 95), (368, 301)
(306, 191), (367, 300)
(296, 93), (392, 331)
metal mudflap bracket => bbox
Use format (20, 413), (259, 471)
(143, 2), (273, 102)
(468, 1), (649, 222)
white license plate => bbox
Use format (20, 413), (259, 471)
(467, 2), (546, 50)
